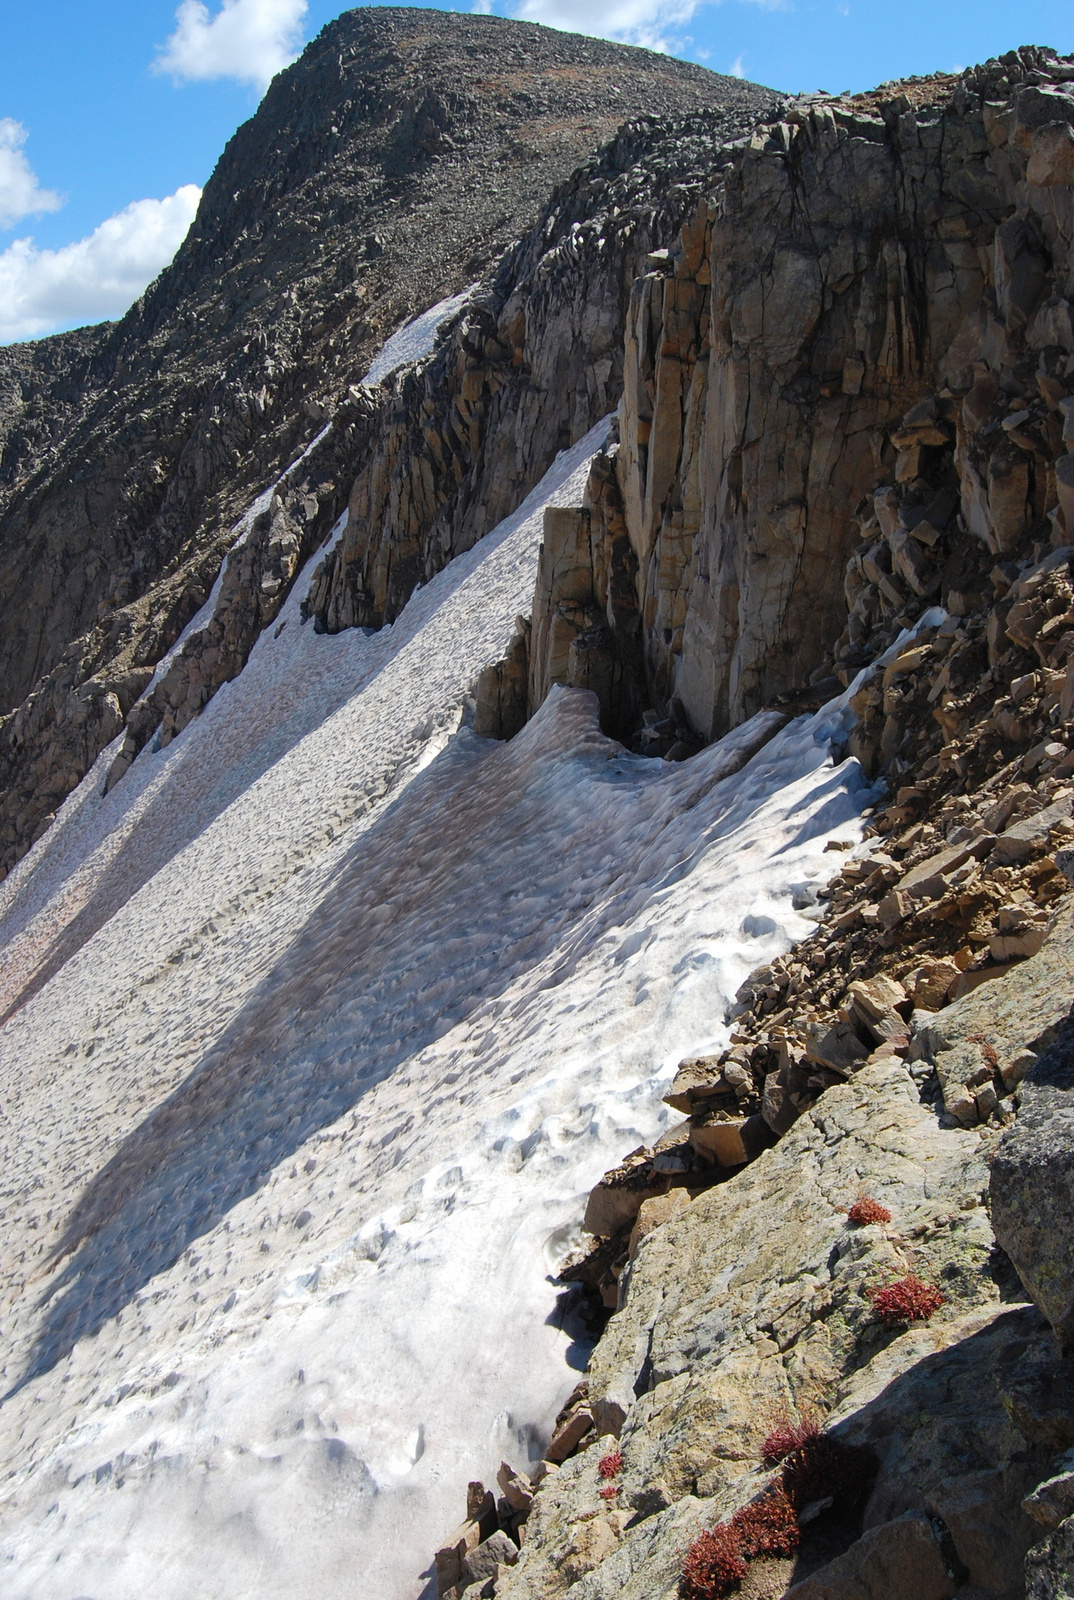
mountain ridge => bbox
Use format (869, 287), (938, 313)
(0, 5), (769, 878)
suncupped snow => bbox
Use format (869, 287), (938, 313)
(0, 423), (878, 1600)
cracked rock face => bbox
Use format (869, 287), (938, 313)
(608, 88), (1006, 740)
(513, 48), (1074, 764)
(0, 6), (768, 879)
(497, 1060), (1058, 1600)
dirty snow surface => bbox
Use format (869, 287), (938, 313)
(0, 421), (876, 1600)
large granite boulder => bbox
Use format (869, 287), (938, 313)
(991, 1017), (1074, 1353)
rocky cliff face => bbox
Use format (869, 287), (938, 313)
(513, 48), (1074, 750)
(302, 111), (770, 643)
(0, 5), (765, 878)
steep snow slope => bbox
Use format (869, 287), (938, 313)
(0, 426), (877, 1599)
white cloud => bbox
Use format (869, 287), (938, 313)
(154, 0), (307, 92)
(478, 0), (786, 49)
(729, 51), (745, 76)
(506, 0), (700, 50)
(0, 186), (201, 345)
(0, 119), (62, 231)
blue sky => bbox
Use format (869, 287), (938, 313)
(0, 0), (1071, 343)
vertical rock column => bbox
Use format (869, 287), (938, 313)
(615, 96), (1006, 740)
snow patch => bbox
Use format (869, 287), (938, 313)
(363, 287), (476, 386)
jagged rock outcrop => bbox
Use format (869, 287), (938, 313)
(302, 106), (773, 640)
(519, 46), (1074, 751)
(0, 6), (766, 877)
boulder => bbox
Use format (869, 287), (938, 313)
(991, 1021), (1074, 1350)
(992, 794), (1074, 866)
(847, 974), (908, 1024)
(627, 1189), (691, 1261)
(762, 1071), (802, 1136)
(662, 1057), (733, 1114)
(897, 843), (978, 898)
(908, 959), (962, 1012)
(467, 1483), (498, 1527)
(460, 1530), (519, 1588)
(783, 1512), (957, 1600)
(879, 888), (913, 928)
(843, 977), (909, 1046)
(688, 1118), (748, 1166)
(437, 1519), (487, 1592)
(583, 1173), (669, 1239)
(990, 923), (1048, 962)
(1025, 1515), (1074, 1600)
(804, 1020), (870, 1076)
(1024, 1448), (1074, 1529)
(497, 1463), (534, 1514)
(545, 1406), (595, 1464)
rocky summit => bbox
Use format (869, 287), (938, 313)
(1, 14), (1074, 1600)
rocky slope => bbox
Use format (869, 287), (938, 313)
(0, 4), (766, 879)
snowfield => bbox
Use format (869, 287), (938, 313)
(0, 420), (877, 1600)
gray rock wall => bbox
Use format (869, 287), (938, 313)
(521, 48), (1074, 747)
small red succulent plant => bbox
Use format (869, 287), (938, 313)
(847, 1195), (892, 1226)
(731, 1486), (800, 1559)
(760, 1412), (821, 1468)
(867, 1274), (944, 1326)
(679, 1487), (802, 1600)
(598, 1450), (623, 1480)
(679, 1525), (748, 1600)
(680, 1430), (876, 1598)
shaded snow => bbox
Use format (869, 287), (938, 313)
(0, 420), (878, 1600)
